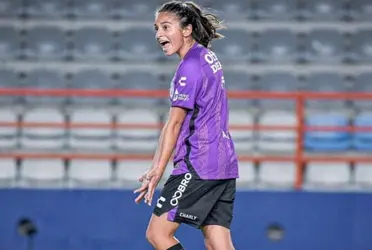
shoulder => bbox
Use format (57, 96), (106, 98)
(178, 44), (209, 75)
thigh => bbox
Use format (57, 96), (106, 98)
(202, 225), (235, 250)
(147, 212), (180, 236)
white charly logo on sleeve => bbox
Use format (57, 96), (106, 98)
(179, 76), (187, 86)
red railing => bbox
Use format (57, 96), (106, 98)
(1, 88), (372, 189)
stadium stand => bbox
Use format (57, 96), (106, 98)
(0, 0), (371, 192)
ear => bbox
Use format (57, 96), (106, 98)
(182, 24), (193, 37)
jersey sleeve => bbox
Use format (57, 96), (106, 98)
(170, 59), (202, 110)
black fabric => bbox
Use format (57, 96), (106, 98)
(167, 243), (184, 250)
(153, 172), (236, 229)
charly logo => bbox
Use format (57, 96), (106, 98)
(170, 173), (192, 206)
(156, 196), (166, 208)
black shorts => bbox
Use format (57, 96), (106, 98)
(153, 172), (236, 229)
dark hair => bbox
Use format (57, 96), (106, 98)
(156, 1), (225, 49)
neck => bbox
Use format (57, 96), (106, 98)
(177, 40), (196, 60)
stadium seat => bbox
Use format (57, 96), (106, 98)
(24, 27), (67, 61)
(303, 29), (345, 64)
(117, 28), (162, 62)
(68, 108), (113, 150)
(349, 0), (372, 21)
(20, 108), (65, 149)
(117, 71), (160, 107)
(71, 28), (114, 61)
(116, 160), (152, 187)
(0, 108), (18, 149)
(349, 29), (372, 63)
(303, 73), (347, 110)
(0, 69), (20, 104)
(21, 69), (67, 105)
(68, 159), (112, 187)
(256, 72), (298, 109)
(229, 111), (254, 153)
(115, 109), (160, 153)
(70, 0), (115, 19)
(236, 162), (256, 188)
(301, 0), (346, 21)
(69, 69), (115, 105)
(224, 70), (255, 109)
(353, 112), (372, 151)
(0, 0), (23, 18)
(305, 113), (351, 151)
(20, 159), (65, 187)
(258, 162), (296, 188)
(354, 163), (372, 188)
(211, 0), (253, 21)
(352, 73), (372, 110)
(305, 162), (350, 189)
(0, 159), (17, 187)
(255, 0), (298, 20)
(115, 0), (158, 20)
(257, 111), (297, 152)
(255, 29), (298, 63)
(0, 26), (21, 60)
(212, 29), (252, 63)
(23, 0), (70, 19)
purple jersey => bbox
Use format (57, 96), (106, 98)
(169, 42), (239, 180)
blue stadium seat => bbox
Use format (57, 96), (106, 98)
(23, 0), (70, 19)
(305, 162), (351, 189)
(303, 73), (347, 110)
(0, 0), (23, 18)
(0, 69), (20, 104)
(255, 29), (298, 63)
(352, 73), (372, 110)
(71, 0), (116, 19)
(21, 69), (67, 105)
(72, 28), (114, 62)
(304, 113), (351, 151)
(349, 29), (372, 64)
(24, 27), (67, 61)
(301, 0), (346, 21)
(211, 0), (253, 21)
(349, 0), (372, 21)
(255, 0), (298, 20)
(353, 112), (372, 151)
(212, 29), (252, 63)
(117, 28), (161, 62)
(256, 72), (298, 109)
(223, 70), (255, 109)
(0, 26), (22, 60)
(303, 29), (345, 64)
(69, 69), (115, 105)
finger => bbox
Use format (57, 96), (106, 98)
(135, 190), (147, 204)
(138, 176), (144, 182)
(133, 183), (148, 194)
(145, 181), (156, 206)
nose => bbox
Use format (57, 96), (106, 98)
(155, 29), (164, 40)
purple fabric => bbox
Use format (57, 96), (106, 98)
(169, 42), (239, 180)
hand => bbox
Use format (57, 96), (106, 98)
(134, 168), (163, 206)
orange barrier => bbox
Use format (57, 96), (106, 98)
(1, 88), (372, 189)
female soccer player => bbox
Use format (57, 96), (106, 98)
(134, 1), (239, 250)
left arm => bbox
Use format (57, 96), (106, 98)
(135, 107), (187, 205)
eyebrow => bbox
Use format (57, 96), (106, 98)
(154, 21), (172, 26)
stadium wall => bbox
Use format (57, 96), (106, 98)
(0, 190), (371, 250)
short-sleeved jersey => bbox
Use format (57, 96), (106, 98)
(169, 42), (239, 180)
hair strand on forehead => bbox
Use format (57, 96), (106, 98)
(156, 0), (225, 49)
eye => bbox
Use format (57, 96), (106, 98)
(163, 25), (169, 30)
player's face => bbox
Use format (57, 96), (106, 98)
(154, 12), (185, 57)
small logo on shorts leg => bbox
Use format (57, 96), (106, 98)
(179, 212), (197, 221)
(156, 196), (166, 208)
(170, 173), (192, 206)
